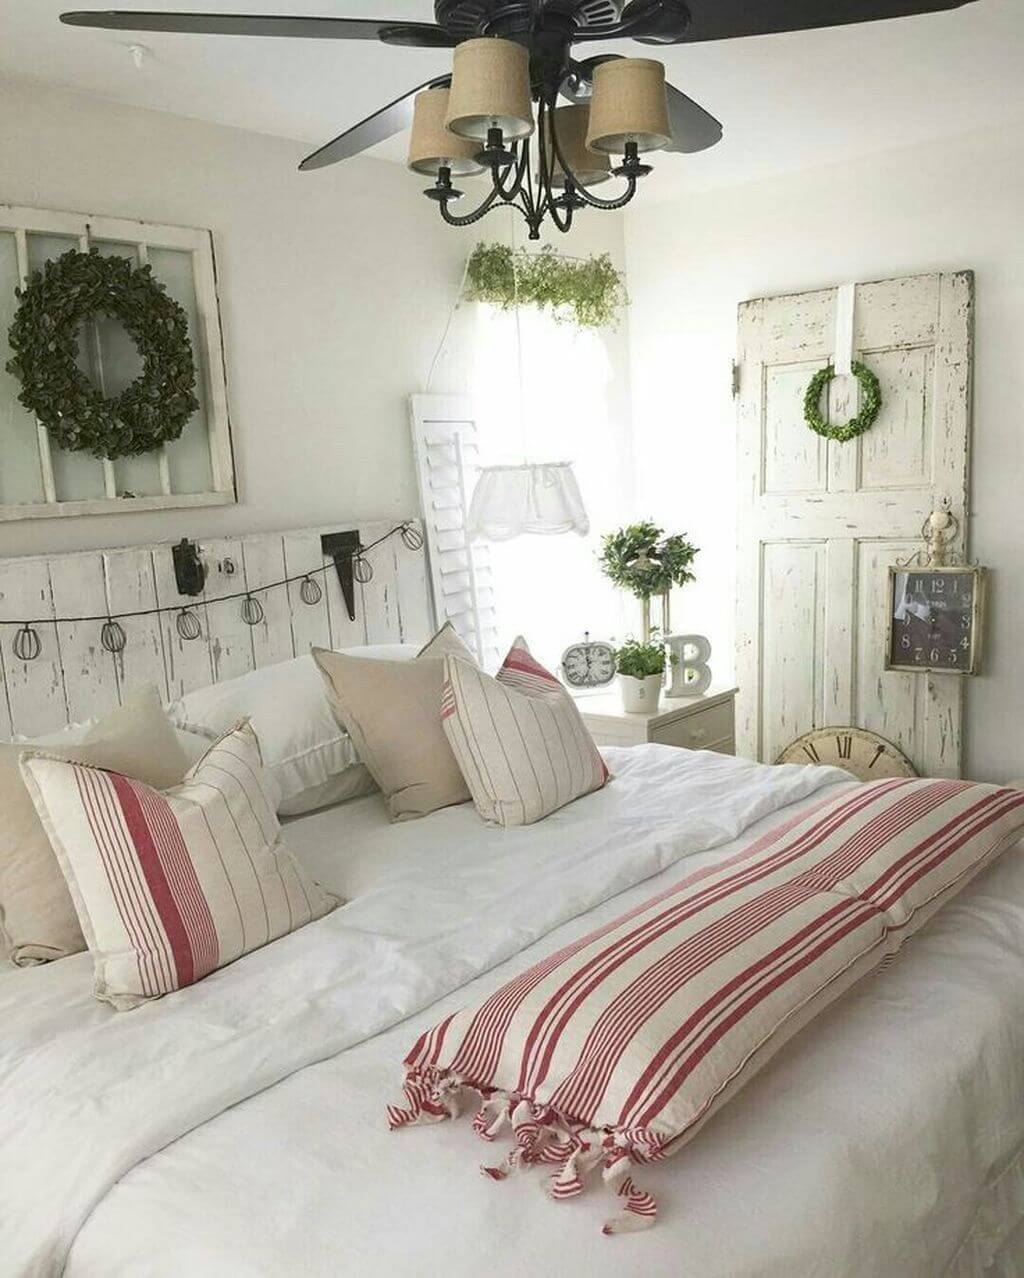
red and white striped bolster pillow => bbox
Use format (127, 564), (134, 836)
(441, 635), (608, 827)
(389, 778), (1024, 1233)
(21, 721), (337, 1010)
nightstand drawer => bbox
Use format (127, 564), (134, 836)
(651, 702), (735, 752)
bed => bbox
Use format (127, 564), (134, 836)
(1, 528), (1022, 1277)
(1, 741), (1022, 1277)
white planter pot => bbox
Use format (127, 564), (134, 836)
(618, 672), (663, 714)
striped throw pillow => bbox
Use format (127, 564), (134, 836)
(20, 722), (337, 1010)
(389, 778), (1024, 1232)
(441, 637), (608, 827)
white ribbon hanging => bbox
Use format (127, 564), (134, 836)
(833, 282), (857, 377)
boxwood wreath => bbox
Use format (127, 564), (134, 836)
(598, 520), (698, 599)
(5, 248), (199, 460)
(803, 361), (882, 443)
(463, 242), (627, 329)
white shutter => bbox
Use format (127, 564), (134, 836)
(409, 394), (501, 668)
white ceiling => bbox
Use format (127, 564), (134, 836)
(3, 0), (1023, 193)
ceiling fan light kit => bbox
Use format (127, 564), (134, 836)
(60, 2), (977, 237)
(546, 105), (611, 188)
(407, 87), (486, 177)
(584, 57), (671, 154)
(444, 37), (535, 143)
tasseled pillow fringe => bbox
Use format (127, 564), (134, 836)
(388, 1066), (663, 1235)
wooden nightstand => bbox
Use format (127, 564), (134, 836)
(576, 686), (738, 755)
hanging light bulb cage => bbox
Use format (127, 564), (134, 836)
(176, 608), (203, 642)
(400, 522), (425, 552)
(100, 619), (127, 655)
(353, 554), (374, 586)
(241, 595), (265, 627)
(299, 575), (323, 606)
(13, 624), (41, 662)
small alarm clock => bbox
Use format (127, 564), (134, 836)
(560, 632), (616, 690)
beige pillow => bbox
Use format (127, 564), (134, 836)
(313, 622), (477, 822)
(0, 686), (191, 966)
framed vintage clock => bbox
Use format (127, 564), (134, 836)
(886, 566), (986, 676)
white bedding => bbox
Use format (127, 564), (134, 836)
(0, 746), (847, 1278)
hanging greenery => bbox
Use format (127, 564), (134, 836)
(5, 248), (199, 460)
(803, 361), (882, 443)
(599, 520), (699, 600)
(463, 242), (627, 329)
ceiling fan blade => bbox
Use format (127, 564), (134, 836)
(59, 11), (457, 48)
(662, 81), (722, 153)
(299, 76), (451, 171)
(566, 58), (721, 153)
(627, 0), (977, 45)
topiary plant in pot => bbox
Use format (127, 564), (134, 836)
(614, 636), (666, 713)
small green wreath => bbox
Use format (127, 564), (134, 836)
(5, 248), (199, 460)
(803, 361), (882, 443)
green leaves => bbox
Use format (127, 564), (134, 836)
(599, 521), (699, 601)
(463, 243), (627, 329)
(5, 248), (199, 460)
(614, 636), (666, 678)
(803, 361), (882, 444)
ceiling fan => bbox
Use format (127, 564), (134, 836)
(61, 2), (977, 238)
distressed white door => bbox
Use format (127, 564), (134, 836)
(735, 271), (973, 778)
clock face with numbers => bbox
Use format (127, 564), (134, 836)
(560, 636), (616, 689)
(886, 566), (986, 676)
(776, 727), (917, 782)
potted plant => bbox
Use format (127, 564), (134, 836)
(614, 636), (666, 713)
(599, 521), (699, 639)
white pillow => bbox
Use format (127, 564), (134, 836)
(167, 647), (419, 815)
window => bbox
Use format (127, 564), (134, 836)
(0, 205), (235, 522)
(470, 302), (631, 671)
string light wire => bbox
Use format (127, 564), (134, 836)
(2, 521), (420, 631)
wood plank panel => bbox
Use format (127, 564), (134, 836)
(49, 554), (119, 725)
(200, 538), (255, 683)
(151, 544), (213, 701)
(357, 520), (401, 646)
(282, 532), (331, 656)
(0, 559), (69, 735)
(391, 521), (434, 645)
(103, 547), (168, 702)
(240, 535), (293, 669)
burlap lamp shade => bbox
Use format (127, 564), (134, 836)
(408, 88), (485, 176)
(546, 105), (611, 187)
(445, 37), (535, 142)
(585, 58), (671, 155)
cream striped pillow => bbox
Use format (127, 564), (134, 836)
(20, 722), (337, 1010)
(442, 637), (608, 827)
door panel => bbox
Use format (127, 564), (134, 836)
(736, 271), (972, 778)
(763, 362), (828, 495)
(760, 541), (827, 765)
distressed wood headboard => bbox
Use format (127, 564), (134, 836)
(0, 520), (433, 739)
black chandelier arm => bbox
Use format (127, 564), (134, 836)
(545, 94), (641, 212)
(489, 143), (529, 203)
(437, 184), (505, 228)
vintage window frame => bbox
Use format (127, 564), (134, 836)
(0, 204), (236, 522)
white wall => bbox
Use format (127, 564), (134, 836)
(624, 123), (1024, 783)
(0, 76), (632, 563)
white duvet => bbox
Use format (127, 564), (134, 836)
(0, 746), (847, 1278)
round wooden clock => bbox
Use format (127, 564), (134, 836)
(776, 727), (917, 782)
